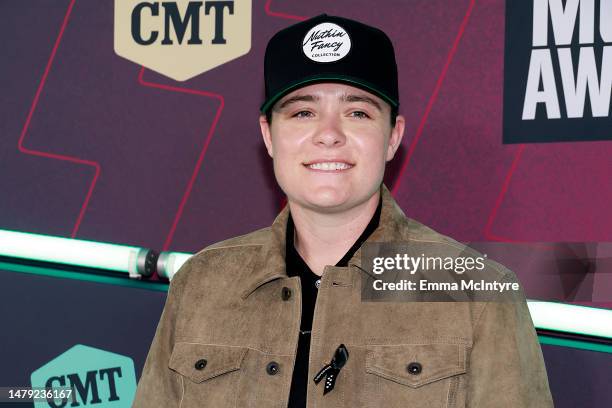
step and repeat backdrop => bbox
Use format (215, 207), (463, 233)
(1, 0), (611, 407)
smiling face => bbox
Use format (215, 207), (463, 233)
(260, 82), (405, 214)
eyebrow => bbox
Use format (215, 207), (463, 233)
(274, 92), (383, 112)
(275, 95), (319, 111)
(342, 94), (383, 112)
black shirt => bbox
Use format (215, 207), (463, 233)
(285, 197), (382, 407)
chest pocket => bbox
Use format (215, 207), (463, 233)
(363, 343), (467, 408)
(169, 343), (247, 408)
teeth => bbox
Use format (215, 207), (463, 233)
(307, 162), (352, 170)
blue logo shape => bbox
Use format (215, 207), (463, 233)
(31, 344), (136, 408)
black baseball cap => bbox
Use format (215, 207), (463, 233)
(261, 14), (399, 113)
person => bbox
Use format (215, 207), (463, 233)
(133, 14), (553, 407)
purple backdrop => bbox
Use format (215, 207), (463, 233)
(1, 1), (611, 407)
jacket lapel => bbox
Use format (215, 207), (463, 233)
(241, 183), (412, 298)
(240, 203), (290, 299)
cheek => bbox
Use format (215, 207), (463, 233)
(271, 139), (302, 180)
(273, 138), (299, 163)
(353, 131), (388, 164)
(271, 127), (312, 161)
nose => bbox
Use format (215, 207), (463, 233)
(312, 116), (346, 147)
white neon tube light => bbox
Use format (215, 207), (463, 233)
(527, 301), (612, 339)
(0, 229), (154, 278)
(157, 252), (192, 279)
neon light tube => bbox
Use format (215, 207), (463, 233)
(0, 229), (155, 278)
(157, 252), (192, 279)
(527, 301), (612, 339)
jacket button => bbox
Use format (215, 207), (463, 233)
(407, 362), (422, 375)
(281, 287), (292, 301)
(266, 361), (280, 375)
(195, 359), (207, 370)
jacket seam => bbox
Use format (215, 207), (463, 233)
(361, 338), (471, 346)
(178, 375), (184, 408)
(173, 341), (294, 357)
(405, 238), (466, 247)
(234, 358), (242, 408)
(172, 259), (192, 340)
(445, 375), (451, 408)
(198, 243), (264, 253)
(471, 271), (514, 333)
(446, 374), (461, 408)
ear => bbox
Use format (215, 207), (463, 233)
(386, 114), (405, 162)
(259, 114), (274, 158)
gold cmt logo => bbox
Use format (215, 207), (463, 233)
(114, 0), (252, 81)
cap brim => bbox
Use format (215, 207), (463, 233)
(260, 74), (399, 113)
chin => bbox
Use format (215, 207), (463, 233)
(301, 188), (354, 211)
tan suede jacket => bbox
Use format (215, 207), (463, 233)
(133, 184), (553, 408)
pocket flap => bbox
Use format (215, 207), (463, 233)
(169, 343), (247, 383)
(365, 344), (466, 388)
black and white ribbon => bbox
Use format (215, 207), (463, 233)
(313, 344), (349, 395)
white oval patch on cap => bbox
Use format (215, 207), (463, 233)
(302, 22), (351, 63)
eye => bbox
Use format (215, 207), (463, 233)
(292, 110), (314, 118)
(350, 111), (370, 119)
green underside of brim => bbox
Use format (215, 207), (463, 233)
(261, 75), (399, 113)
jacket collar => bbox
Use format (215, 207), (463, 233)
(240, 183), (412, 299)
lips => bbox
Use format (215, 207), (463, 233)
(303, 160), (354, 171)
